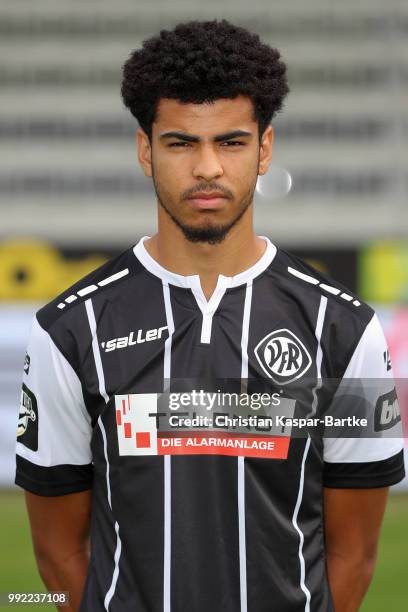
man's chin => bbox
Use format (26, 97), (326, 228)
(157, 194), (251, 245)
(179, 223), (232, 245)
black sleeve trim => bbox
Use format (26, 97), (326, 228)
(323, 449), (405, 489)
(15, 455), (93, 497)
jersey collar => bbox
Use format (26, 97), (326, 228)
(133, 235), (277, 289)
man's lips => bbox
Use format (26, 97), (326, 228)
(187, 193), (229, 209)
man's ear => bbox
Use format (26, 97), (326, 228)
(258, 125), (274, 176)
(137, 128), (152, 177)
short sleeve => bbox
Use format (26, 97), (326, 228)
(14, 315), (93, 496)
(323, 312), (405, 488)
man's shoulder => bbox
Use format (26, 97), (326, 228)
(271, 247), (374, 324)
(36, 245), (141, 332)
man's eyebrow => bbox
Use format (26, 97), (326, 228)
(213, 130), (252, 142)
(159, 131), (199, 142)
(159, 130), (253, 143)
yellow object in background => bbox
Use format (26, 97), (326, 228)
(305, 259), (328, 275)
(360, 242), (408, 304)
(1, 238), (406, 305)
(0, 239), (106, 301)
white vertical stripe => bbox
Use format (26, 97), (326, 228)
(85, 298), (122, 611)
(240, 281), (253, 381)
(85, 299), (109, 404)
(315, 295), (327, 385)
(163, 455), (171, 612)
(162, 282), (175, 612)
(311, 296), (327, 415)
(292, 437), (312, 612)
(237, 456), (247, 612)
(99, 414), (122, 610)
(104, 521), (122, 611)
(292, 295), (327, 612)
(238, 280), (252, 612)
(98, 415), (112, 509)
(162, 283), (175, 386)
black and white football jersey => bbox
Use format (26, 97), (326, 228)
(15, 235), (405, 612)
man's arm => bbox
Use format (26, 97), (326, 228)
(25, 489), (92, 612)
(323, 486), (389, 612)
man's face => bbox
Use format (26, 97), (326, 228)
(137, 96), (273, 244)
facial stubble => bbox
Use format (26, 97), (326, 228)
(151, 161), (259, 245)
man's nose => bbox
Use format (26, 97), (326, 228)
(192, 146), (224, 181)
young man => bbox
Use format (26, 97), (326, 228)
(15, 20), (404, 612)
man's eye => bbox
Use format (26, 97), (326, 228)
(168, 142), (191, 148)
(221, 141), (244, 147)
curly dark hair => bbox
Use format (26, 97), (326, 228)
(121, 19), (289, 139)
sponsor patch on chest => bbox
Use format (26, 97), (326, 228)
(115, 392), (295, 459)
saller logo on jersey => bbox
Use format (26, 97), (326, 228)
(101, 326), (168, 352)
(254, 329), (312, 385)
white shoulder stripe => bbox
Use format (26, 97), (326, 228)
(98, 268), (129, 287)
(288, 267), (361, 307)
(57, 268), (129, 310)
(288, 267), (319, 285)
(78, 284), (98, 297)
(319, 283), (340, 296)
(65, 295), (78, 304)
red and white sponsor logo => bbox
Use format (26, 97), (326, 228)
(116, 394), (158, 455)
(157, 431), (290, 459)
(115, 394), (290, 459)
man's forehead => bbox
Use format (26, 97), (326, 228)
(154, 96), (257, 134)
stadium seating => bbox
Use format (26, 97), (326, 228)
(0, 0), (407, 245)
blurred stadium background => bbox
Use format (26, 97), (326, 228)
(0, 0), (407, 609)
